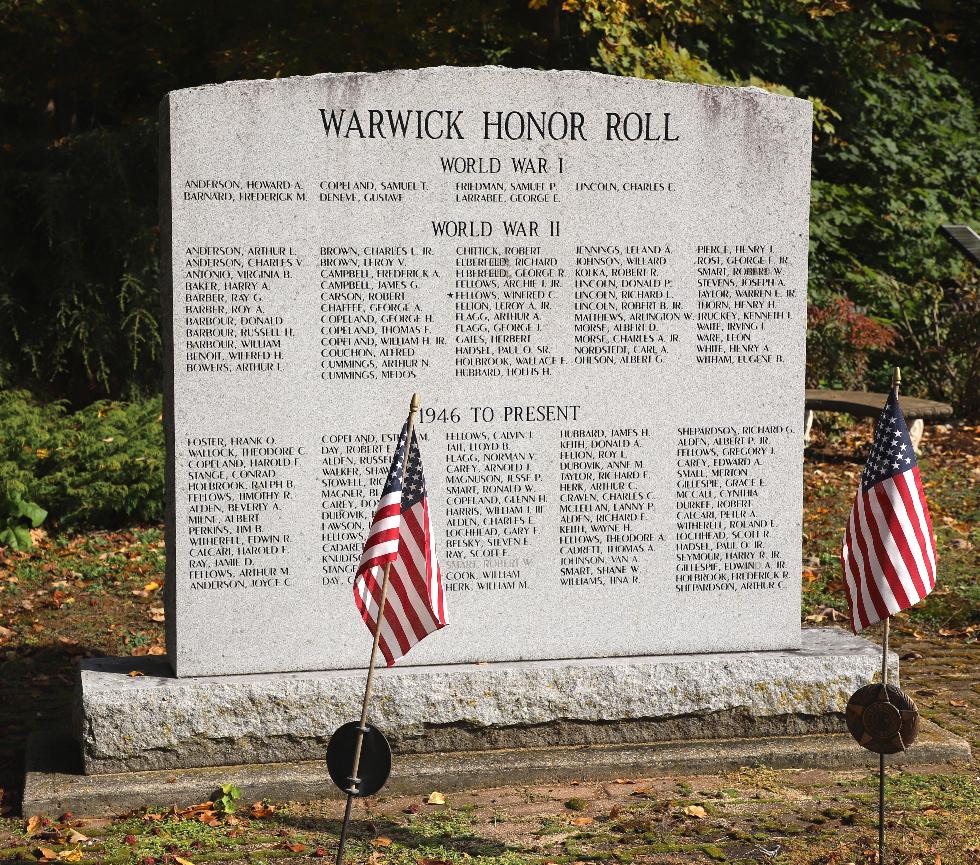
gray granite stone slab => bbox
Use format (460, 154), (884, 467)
(161, 66), (813, 676)
(27, 720), (971, 816)
(78, 628), (894, 774)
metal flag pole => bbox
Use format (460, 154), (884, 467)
(336, 393), (420, 865)
(877, 366), (900, 864)
(879, 616), (888, 863)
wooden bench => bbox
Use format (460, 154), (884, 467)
(804, 389), (954, 451)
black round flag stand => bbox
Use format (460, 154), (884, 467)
(327, 722), (392, 798)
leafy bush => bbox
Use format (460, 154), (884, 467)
(213, 784), (242, 814)
(0, 390), (164, 536)
(0, 1), (977, 413)
(806, 297), (896, 390)
(0, 493), (47, 551)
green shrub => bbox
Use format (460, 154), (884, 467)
(0, 390), (164, 535)
(0, 492), (47, 551)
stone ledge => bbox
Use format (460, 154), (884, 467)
(26, 720), (971, 817)
(77, 628), (897, 774)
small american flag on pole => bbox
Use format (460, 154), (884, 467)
(353, 422), (446, 666)
(841, 387), (937, 633)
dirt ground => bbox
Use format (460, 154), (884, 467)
(0, 419), (976, 863)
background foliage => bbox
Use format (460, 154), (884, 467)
(0, 0), (976, 411)
(0, 390), (164, 531)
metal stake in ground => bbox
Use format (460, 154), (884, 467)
(874, 365), (898, 865)
(842, 363), (932, 864)
(335, 393), (420, 865)
(877, 365), (899, 865)
(879, 614), (889, 863)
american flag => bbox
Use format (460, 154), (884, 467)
(353, 422), (446, 665)
(841, 388), (937, 633)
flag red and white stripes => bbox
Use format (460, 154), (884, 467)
(353, 422), (446, 665)
(841, 389), (937, 633)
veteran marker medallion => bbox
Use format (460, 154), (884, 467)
(846, 683), (919, 755)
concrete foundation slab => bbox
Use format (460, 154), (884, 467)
(25, 721), (971, 817)
(76, 629), (896, 774)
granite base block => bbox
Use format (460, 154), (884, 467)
(76, 628), (898, 775)
(25, 721), (972, 817)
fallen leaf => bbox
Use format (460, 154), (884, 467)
(174, 857), (197, 865)
(949, 699), (968, 708)
(372, 837), (393, 847)
(571, 817), (593, 826)
(144, 581), (161, 592)
(128, 670), (145, 678)
(804, 606), (846, 624)
(148, 646), (166, 656)
(26, 815), (43, 836)
(249, 801), (275, 818)
(58, 848), (82, 862)
(683, 805), (708, 819)
(426, 791), (446, 805)
(281, 842), (306, 853)
(67, 831), (89, 843)
(148, 608), (165, 623)
(35, 848), (58, 862)
(177, 801), (214, 820)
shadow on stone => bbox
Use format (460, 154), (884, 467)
(0, 641), (101, 813)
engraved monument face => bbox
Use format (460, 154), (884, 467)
(161, 67), (812, 676)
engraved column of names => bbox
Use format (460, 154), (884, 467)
(572, 243), (685, 366)
(695, 242), (797, 365)
(452, 245), (561, 379)
(558, 427), (660, 588)
(318, 246), (440, 381)
(185, 436), (303, 590)
(674, 425), (791, 597)
(182, 245), (301, 374)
